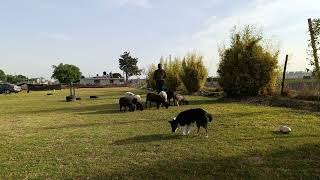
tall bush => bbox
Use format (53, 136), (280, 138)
(163, 57), (182, 91)
(180, 53), (208, 94)
(217, 26), (279, 97)
(146, 64), (157, 90)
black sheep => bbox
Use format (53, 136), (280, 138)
(145, 93), (169, 109)
(119, 97), (143, 112)
(166, 91), (176, 106)
(135, 101), (144, 111)
(119, 97), (136, 112)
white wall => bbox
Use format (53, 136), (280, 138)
(79, 78), (124, 85)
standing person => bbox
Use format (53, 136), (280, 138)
(153, 63), (166, 93)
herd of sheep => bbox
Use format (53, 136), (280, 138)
(118, 91), (292, 135)
(119, 91), (189, 112)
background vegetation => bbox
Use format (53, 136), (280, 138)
(52, 63), (81, 97)
(118, 51), (141, 83)
(307, 18), (320, 79)
(146, 63), (157, 90)
(161, 56), (182, 92)
(218, 26), (279, 97)
(146, 52), (208, 94)
(180, 53), (208, 94)
(0, 69), (28, 84)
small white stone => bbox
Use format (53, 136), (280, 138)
(280, 125), (291, 134)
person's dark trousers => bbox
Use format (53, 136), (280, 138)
(156, 81), (164, 93)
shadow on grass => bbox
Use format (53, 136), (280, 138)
(24, 104), (120, 114)
(112, 134), (182, 145)
(271, 130), (289, 136)
(78, 109), (120, 115)
(188, 99), (220, 105)
(85, 143), (320, 179)
(268, 131), (319, 139)
(188, 97), (243, 105)
(216, 111), (266, 119)
(41, 119), (161, 130)
(42, 122), (110, 130)
(235, 132), (320, 141)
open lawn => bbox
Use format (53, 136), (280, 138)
(0, 88), (319, 179)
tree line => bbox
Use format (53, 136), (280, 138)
(0, 70), (28, 84)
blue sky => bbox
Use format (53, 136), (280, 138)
(0, 0), (319, 78)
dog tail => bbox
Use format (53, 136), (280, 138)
(206, 113), (213, 122)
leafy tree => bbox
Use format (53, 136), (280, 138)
(0, 69), (6, 82)
(112, 73), (122, 78)
(307, 18), (320, 80)
(52, 63), (81, 98)
(15, 75), (28, 83)
(118, 51), (141, 82)
(218, 26), (279, 97)
(5, 75), (13, 83)
(180, 53), (208, 94)
(5, 74), (27, 84)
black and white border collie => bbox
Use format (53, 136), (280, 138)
(169, 108), (213, 137)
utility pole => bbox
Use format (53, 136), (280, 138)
(281, 55), (289, 96)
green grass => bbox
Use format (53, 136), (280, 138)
(0, 88), (319, 179)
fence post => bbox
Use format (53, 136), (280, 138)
(281, 55), (289, 96)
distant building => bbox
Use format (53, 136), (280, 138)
(80, 73), (125, 86)
(1, 77), (57, 85)
(27, 77), (55, 84)
(285, 71), (312, 79)
(205, 76), (220, 88)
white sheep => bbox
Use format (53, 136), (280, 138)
(159, 91), (168, 102)
(134, 95), (141, 102)
(124, 92), (135, 97)
(124, 92), (142, 102)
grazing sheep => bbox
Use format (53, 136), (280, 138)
(119, 97), (143, 112)
(175, 94), (189, 106)
(145, 92), (169, 109)
(135, 95), (141, 102)
(119, 97), (136, 112)
(124, 92), (142, 102)
(166, 91), (176, 106)
(134, 100), (144, 111)
(159, 91), (168, 102)
(125, 92), (135, 96)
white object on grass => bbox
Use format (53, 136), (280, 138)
(280, 125), (291, 134)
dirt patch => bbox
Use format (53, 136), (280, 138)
(244, 96), (320, 112)
(246, 156), (264, 165)
(218, 96), (320, 112)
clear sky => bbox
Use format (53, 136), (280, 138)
(0, 0), (319, 79)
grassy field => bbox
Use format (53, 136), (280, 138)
(0, 88), (319, 179)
